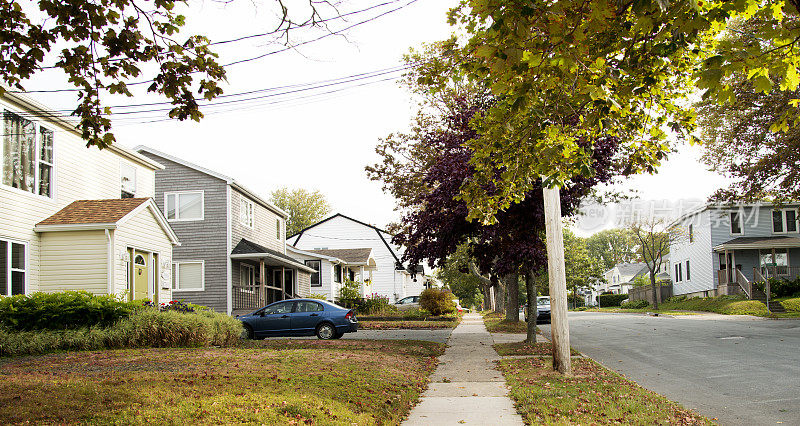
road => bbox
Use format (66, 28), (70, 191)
(543, 312), (800, 425)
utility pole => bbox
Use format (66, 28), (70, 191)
(543, 185), (571, 374)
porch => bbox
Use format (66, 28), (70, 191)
(230, 239), (316, 315)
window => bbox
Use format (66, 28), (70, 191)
(0, 239), (26, 296)
(273, 269), (294, 291)
(120, 161), (136, 198)
(165, 191), (203, 221)
(240, 264), (255, 287)
(772, 209), (798, 234)
(296, 301), (323, 312)
(678, 263), (683, 282)
(172, 261), (204, 291)
(675, 264), (681, 282)
(333, 264), (342, 283)
(688, 224), (694, 243)
(263, 301), (294, 315)
(2, 111), (54, 197)
(730, 212), (742, 235)
(276, 218), (281, 240)
(239, 199), (254, 227)
(686, 260), (691, 281)
(305, 260), (321, 287)
(348, 268), (355, 282)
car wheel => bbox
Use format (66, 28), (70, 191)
(242, 324), (254, 340)
(316, 323), (336, 340)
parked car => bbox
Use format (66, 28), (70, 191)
(395, 295), (420, 311)
(523, 296), (551, 324)
(238, 299), (358, 340)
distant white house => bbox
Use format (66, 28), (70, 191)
(287, 214), (429, 302)
(286, 245), (377, 301)
(602, 262), (648, 295)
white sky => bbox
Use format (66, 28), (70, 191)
(23, 0), (731, 234)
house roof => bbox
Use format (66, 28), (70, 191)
(289, 213), (402, 265)
(37, 198), (151, 225)
(669, 201), (800, 227)
(713, 236), (800, 251)
(231, 239), (316, 273)
(615, 262), (649, 280)
(34, 198), (180, 244)
(134, 146), (288, 218)
(307, 248), (373, 264)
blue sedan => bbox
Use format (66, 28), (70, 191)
(238, 299), (359, 340)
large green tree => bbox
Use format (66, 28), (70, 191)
(585, 228), (639, 271)
(270, 187), (331, 237)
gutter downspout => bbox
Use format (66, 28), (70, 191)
(226, 185), (233, 315)
(105, 229), (114, 296)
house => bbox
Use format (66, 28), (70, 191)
(286, 246), (377, 301)
(0, 92), (178, 301)
(287, 213), (427, 302)
(135, 147), (315, 314)
(602, 262), (648, 294)
(669, 203), (800, 298)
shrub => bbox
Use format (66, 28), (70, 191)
(598, 294), (628, 307)
(620, 300), (650, 309)
(308, 293), (328, 300)
(780, 298), (800, 313)
(0, 291), (139, 331)
(0, 308), (242, 357)
(338, 279), (361, 305)
(419, 288), (455, 316)
(359, 293), (395, 315)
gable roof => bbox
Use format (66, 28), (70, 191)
(289, 213), (401, 264)
(307, 248), (373, 264)
(615, 262), (648, 279)
(134, 146), (288, 218)
(231, 239), (315, 273)
(34, 198), (179, 244)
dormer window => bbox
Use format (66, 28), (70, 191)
(2, 111), (54, 198)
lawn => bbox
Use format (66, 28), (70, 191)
(359, 320), (458, 329)
(584, 295), (787, 317)
(0, 339), (444, 425)
(493, 341), (581, 357)
(482, 312), (531, 333)
(498, 357), (711, 425)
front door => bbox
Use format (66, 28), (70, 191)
(133, 251), (149, 300)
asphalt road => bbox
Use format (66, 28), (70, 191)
(543, 312), (800, 425)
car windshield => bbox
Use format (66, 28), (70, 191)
(537, 298), (550, 305)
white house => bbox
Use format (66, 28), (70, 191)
(602, 262), (648, 295)
(0, 92), (179, 302)
(286, 245), (377, 301)
(287, 213), (427, 302)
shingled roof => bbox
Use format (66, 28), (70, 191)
(37, 198), (151, 226)
(307, 248), (373, 264)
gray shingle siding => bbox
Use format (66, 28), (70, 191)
(139, 153), (230, 312)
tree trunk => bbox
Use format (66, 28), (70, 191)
(543, 185), (571, 375)
(494, 275), (505, 314)
(504, 273), (519, 322)
(525, 271), (538, 343)
(650, 271), (659, 309)
(482, 284), (492, 311)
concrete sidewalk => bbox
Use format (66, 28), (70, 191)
(403, 313), (524, 425)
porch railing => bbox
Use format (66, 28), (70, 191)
(761, 265), (800, 281)
(735, 269), (752, 299)
(233, 285), (263, 312)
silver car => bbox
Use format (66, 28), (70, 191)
(395, 295), (420, 311)
(523, 296), (551, 324)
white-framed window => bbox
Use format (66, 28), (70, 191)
(120, 161), (137, 198)
(772, 209), (798, 234)
(165, 191), (204, 221)
(730, 212), (743, 235)
(239, 199), (254, 228)
(2, 111), (55, 198)
(0, 238), (27, 296)
(686, 260), (691, 281)
(306, 260), (321, 287)
(240, 264), (255, 287)
(171, 261), (204, 291)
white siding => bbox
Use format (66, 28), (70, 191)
(39, 231), (108, 294)
(671, 210), (715, 295)
(291, 216), (409, 301)
(0, 96), (157, 294)
(113, 207), (174, 301)
(230, 190), (285, 254)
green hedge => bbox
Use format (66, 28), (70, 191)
(0, 291), (139, 331)
(598, 294), (628, 307)
(780, 297), (800, 313)
(0, 309), (243, 357)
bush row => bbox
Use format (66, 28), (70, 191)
(598, 294), (628, 307)
(0, 291), (139, 331)
(0, 309), (242, 357)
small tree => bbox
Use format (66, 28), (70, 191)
(630, 219), (671, 310)
(419, 288), (455, 316)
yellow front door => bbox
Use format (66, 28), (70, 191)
(133, 251), (149, 300)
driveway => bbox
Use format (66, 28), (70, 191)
(541, 312), (800, 425)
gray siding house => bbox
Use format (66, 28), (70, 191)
(136, 147), (314, 314)
(669, 203), (800, 297)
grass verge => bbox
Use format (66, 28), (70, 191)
(359, 320), (458, 329)
(482, 312), (531, 333)
(493, 341), (580, 357)
(498, 357), (711, 425)
(0, 339), (444, 424)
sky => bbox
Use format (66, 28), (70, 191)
(23, 0), (731, 235)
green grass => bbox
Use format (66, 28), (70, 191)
(586, 295), (772, 317)
(498, 357), (712, 425)
(359, 320), (458, 329)
(493, 341), (581, 357)
(779, 297), (800, 313)
(0, 339), (444, 424)
(482, 312), (529, 333)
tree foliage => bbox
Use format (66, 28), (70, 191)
(630, 219), (671, 309)
(435, 244), (484, 310)
(270, 187), (331, 237)
(437, 0), (800, 222)
(585, 228), (640, 271)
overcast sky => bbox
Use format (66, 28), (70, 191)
(25, 0), (730, 234)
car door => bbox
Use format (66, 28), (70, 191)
(290, 301), (325, 335)
(252, 301), (295, 337)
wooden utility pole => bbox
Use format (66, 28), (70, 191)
(543, 185), (571, 374)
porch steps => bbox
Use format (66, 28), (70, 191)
(751, 290), (786, 313)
